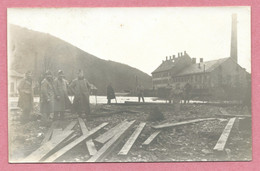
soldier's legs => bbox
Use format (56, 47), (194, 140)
(107, 99), (111, 104)
(142, 96), (145, 102)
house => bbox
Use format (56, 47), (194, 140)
(9, 70), (24, 96)
(151, 14), (250, 100)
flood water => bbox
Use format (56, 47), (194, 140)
(9, 96), (166, 107)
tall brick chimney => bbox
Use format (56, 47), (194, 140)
(230, 13), (237, 63)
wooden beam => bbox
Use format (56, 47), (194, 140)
(94, 120), (128, 144)
(50, 128), (63, 141)
(63, 120), (78, 131)
(43, 122), (108, 162)
(23, 130), (74, 162)
(213, 117), (236, 151)
(118, 122), (146, 155)
(218, 108), (251, 118)
(87, 120), (136, 162)
(78, 118), (97, 155)
(124, 101), (170, 105)
(152, 118), (216, 129)
(41, 122), (57, 145)
(142, 130), (161, 146)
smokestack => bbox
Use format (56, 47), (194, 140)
(200, 58), (203, 63)
(166, 56), (168, 60)
(230, 13), (238, 63)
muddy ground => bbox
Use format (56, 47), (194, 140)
(8, 103), (252, 162)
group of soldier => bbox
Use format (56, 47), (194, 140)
(17, 69), (91, 123)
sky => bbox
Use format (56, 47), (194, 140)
(7, 7), (251, 75)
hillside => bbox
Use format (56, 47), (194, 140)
(8, 24), (152, 94)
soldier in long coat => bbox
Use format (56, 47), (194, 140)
(17, 71), (33, 123)
(53, 70), (71, 120)
(136, 84), (145, 102)
(40, 71), (54, 121)
(70, 70), (91, 117)
(107, 83), (116, 104)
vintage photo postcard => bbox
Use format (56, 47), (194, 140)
(7, 7), (251, 163)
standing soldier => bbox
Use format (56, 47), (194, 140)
(136, 84), (145, 102)
(107, 83), (116, 104)
(17, 71), (33, 123)
(70, 70), (91, 118)
(53, 70), (71, 120)
(40, 70), (54, 121)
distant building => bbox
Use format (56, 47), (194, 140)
(9, 70), (24, 96)
(152, 52), (248, 90)
(151, 14), (250, 100)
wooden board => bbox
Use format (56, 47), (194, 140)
(78, 118), (97, 155)
(41, 122), (56, 145)
(23, 130), (74, 162)
(41, 121), (58, 145)
(44, 122), (108, 162)
(63, 120), (78, 131)
(94, 120), (128, 144)
(218, 108), (251, 118)
(51, 128), (63, 141)
(118, 122), (146, 155)
(124, 101), (169, 105)
(213, 117), (236, 151)
(152, 118), (216, 129)
(142, 130), (161, 146)
(87, 120), (136, 162)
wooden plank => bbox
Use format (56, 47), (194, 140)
(218, 108), (251, 118)
(44, 122), (108, 162)
(152, 118), (216, 129)
(63, 120), (78, 131)
(94, 120), (128, 144)
(142, 130), (161, 146)
(213, 117), (236, 151)
(23, 130), (74, 162)
(62, 134), (78, 145)
(51, 129), (63, 141)
(78, 118), (97, 155)
(124, 101), (169, 105)
(118, 122), (146, 155)
(41, 122), (56, 145)
(87, 120), (136, 162)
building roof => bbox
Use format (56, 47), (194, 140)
(9, 70), (24, 78)
(176, 57), (229, 76)
(152, 60), (175, 74)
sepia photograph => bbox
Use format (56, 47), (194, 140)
(7, 7), (251, 163)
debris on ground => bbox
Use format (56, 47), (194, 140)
(9, 103), (252, 162)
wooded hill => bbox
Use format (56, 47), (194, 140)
(8, 24), (152, 94)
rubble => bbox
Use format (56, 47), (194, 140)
(9, 103), (252, 162)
